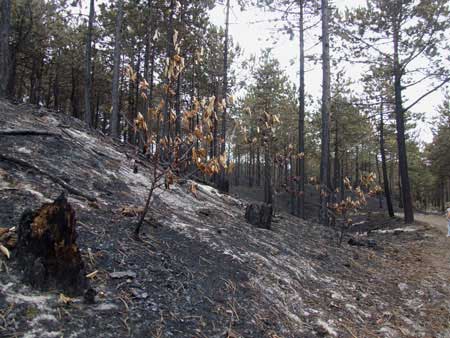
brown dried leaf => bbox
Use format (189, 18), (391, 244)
(0, 244), (10, 259)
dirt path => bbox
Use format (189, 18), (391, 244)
(383, 212), (450, 337)
(414, 212), (449, 235)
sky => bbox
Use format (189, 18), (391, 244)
(209, 0), (447, 144)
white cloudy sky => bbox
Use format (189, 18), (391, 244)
(210, 0), (447, 144)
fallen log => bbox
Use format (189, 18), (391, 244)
(0, 153), (97, 202)
(0, 129), (62, 137)
(16, 192), (87, 295)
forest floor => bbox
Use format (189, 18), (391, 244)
(1, 100), (450, 338)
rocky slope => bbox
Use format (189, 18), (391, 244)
(0, 100), (449, 338)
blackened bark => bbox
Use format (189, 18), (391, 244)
(393, 17), (414, 223)
(84, 0), (95, 127)
(111, 0), (124, 139)
(0, 0), (11, 98)
(17, 193), (87, 295)
(256, 145), (261, 186)
(379, 102), (394, 217)
(162, 0), (175, 144)
(71, 65), (79, 118)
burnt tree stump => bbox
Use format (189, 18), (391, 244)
(245, 203), (273, 230)
(17, 192), (87, 295)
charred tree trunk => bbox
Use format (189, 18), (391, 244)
(379, 102), (394, 217)
(393, 11), (413, 223)
(17, 193), (87, 295)
(0, 0), (11, 98)
(111, 0), (124, 139)
(162, 0), (175, 147)
(70, 65), (80, 118)
(84, 0), (95, 127)
(256, 145), (261, 186)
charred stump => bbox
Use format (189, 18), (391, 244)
(17, 192), (87, 295)
(245, 203), (272, 230)
(217, 177), (230, 194)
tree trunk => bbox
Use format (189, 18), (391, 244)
(163, 0), (175, 147)
(175, 73), (181, 136)
(320, 0), (331, 225)
(256, 145), (261, 186)
(297, 0), (306, 218)
(70, 65), (79, 118)
(84, 0), (95, 127)
(236, 145), (240, 185)
(355, 146), (360, 186)
(53, 51), (60, 111)
(375, 150), (383, 209)
(143, 0), (153, 124)
(218, 0), (231, 192)
(393, 11), (414, 223)
(379, 101), (394, 217)
(132, 51), (141, 145)
(0, 0), (11, 98)
(264, 137), (273, 205)
(333, 118), (339, 201)
(111, 0), (124, 139)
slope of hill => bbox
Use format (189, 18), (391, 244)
(1, 100), (449, 338)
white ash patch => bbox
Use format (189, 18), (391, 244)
(30, 313), (58, 326)
(40, 113), (60, 128)
(1, 281), (61, 338)
(196, 183), (219, 196)
(16, 146), (33, 154)
(68, 329), (87, 338)
(23, 329), (62, 338)
(117, 165), (151, 198)
(374, 226), (419, 234)
(331, 291), (344, 300)
(19, 183), (52, 202)
(2, 282), (54, 311)
(378, 326), (401, 337)
(94, 302), (119, 311)
(64, 128), (97, 146)
(223, 248), (245, 263)
(316, 319), (338, 337)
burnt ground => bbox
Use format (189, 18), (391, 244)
(0, 100), (450, 337)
